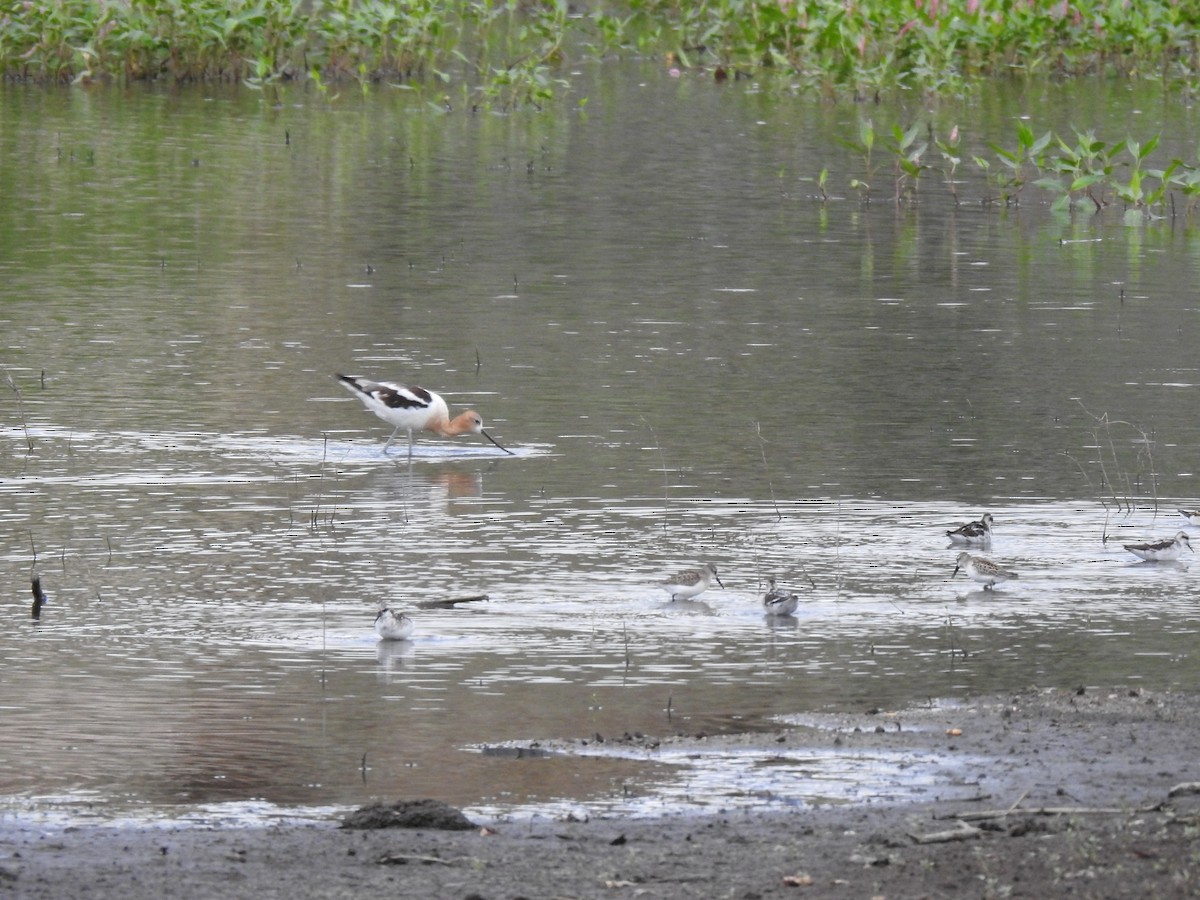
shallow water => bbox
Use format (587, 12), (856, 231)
(3, 69), (1200, 824)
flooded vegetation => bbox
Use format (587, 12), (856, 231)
(4, 0), (1200, 101)
(3, 43), (1200, 825)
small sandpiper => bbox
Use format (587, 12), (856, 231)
(1178, 509), (1200, 527)
(762, 578), (799, 617)
(946, 513), (994, 545)
(952, 551), (1018, 590)
(374, 607), (415, 641)
(660, 563), (723, 601)
(1124, 531), (1193, 562)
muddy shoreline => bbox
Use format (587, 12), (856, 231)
(5, 687), (1200, 898)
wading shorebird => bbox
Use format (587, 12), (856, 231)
(374, 607), (415, 641)
(952, 551), (1018, 590)
(946, 513), (994, 545)
(660, 563), (723, 602)
(1124, 531), (1193, 562)
(762, 578), (799, 617)
(336, 374), (512, 458)
(1178, 509), (1200, 527)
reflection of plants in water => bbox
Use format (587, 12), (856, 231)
(1064, 401), (1158, 541)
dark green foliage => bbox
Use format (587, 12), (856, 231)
(842, 118), (1200, 220)
(2, 0), (1200, 106)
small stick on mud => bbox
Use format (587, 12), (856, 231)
(1006, 788), (1029, 812)
(908, 820), (981, 844)
(376, 853), (480, 867)
(953, 805), (1138, 821)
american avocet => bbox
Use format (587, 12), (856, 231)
(762, 578), (799, 616)
(336, 374), (512, 458)
(1179, 509), (1200, 526)
(660, 563), (723, 601)
(1124, 531), (1193, 562)
(374, 607), (415, 641)
(946, 513), (994, 545)
(952, 551), (1018, 589)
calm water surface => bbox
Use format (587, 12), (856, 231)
(2, 69), (1200, 824)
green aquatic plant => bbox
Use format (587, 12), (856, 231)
(829, 117), (1200, 222)
(1167, 154), (1200, 216)
(884, 122), (927, 203)
(1046, 128), (1118, 212)
(935, 125), (962, 205)
(1033, 129), (1193, 220)
(842, 117), (877, 203)
(467, 0), (571, 109)
(985, 122), (1052, 206)
(816, 166), (830, 203)
(3, 0), (1200, 101)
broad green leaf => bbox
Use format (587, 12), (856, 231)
(1069, 173), (1106, 191)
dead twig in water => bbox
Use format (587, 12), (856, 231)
(641, 416), (670, 531)
(31, 575), (47, 620)
(943, 611), (967, 661)
(753, 421), (782, 521)
(415, 594), (489, 609)
(4, 367), (33, 451)
(1075, 400), (1158, 519)
(796, 561), (817, 590)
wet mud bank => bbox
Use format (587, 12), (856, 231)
(5, 687), (1200, 899)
